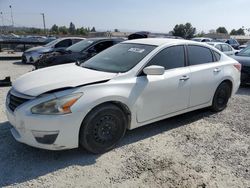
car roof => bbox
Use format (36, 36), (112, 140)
(192, 37), (211, 40)
(207, 42), (228, 45)
(58, 37), (86, 40)
(85, 37), (125, 41)
(122, 38), (203, 47)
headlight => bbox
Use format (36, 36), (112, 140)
(31, 93), (82, 115)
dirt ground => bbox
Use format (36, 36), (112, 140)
(0, 60), (249, 188)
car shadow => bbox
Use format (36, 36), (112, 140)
(0, 108), (215, 186)
(237, 86), (250, 96)
(12, 61), (34, 66)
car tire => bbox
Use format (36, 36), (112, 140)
(79, 103), (127, 154)
(211, 82), (231, 112)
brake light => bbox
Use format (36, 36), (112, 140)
(233, 63), (241, 71)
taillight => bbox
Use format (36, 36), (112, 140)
(233, 63), (241, 71)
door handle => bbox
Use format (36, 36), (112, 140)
(180, 75), (189, 81)
(214, 68), (221, 73)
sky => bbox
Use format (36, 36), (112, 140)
(0, 0), (249, 33)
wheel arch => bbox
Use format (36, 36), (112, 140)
(220, 79), (233, 97)
(79, 99), (132, 133)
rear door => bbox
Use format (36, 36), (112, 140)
(136, 45), (191, 123)
(187, 45), (224, 107)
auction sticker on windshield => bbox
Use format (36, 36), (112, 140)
(128, 48), (145, 53)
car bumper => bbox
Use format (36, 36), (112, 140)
(5, 100), (83, 150)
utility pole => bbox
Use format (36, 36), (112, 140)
(41, 13), (46, 35)
(9, 5), (14, 27)
(0, 12), (4, 34)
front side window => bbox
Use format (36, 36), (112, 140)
(72, 39), (83, 44)
(55, 39), (72, 48)
(82, 43), (156, 73)
(44, 38), (61, 47)
(146, 46), (185, 70)
(67, 39), (95, 53)
(90, 41), (114, 53)
(187, 45), (213, 65)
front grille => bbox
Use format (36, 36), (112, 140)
(8, 93), (30, 111)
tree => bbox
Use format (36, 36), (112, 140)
(236, 28), (245, 35)
(114, 29), (119, 32)
(90, 27), (96, 32)
(230, 29), (237, 35)
(50, 24), (59, 34)
(172, 22), (196, 39)
(230, 28), (245, 35)
(69, 22), (76, 34)
(58, 26), (68, 35)
(216, 27), (228, 34)
(76, 27), (88, 35)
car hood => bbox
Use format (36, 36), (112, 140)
(232, 55), (250, 66)
(25, 46), (52, 53)
(13, 64), (117, 97)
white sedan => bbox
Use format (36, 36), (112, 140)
(207, 42), (238, 56)
(6, 39), (241, 153)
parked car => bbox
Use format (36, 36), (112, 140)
(238, 41), (250, 50)
(191, 37), (212, 42)
(6, 39), (241, 153)
(239, 45), (247, 50)
(214, 39), (240, 50)
(21, 37), (85, 64)
(128, 31), (183, 40)
(232, 45), (250, 85)
(207, 42), (238, 56)
(35, 38), (125, 69)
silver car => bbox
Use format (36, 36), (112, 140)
(22, 37), (85, 63)
(207, 42), (238, 56)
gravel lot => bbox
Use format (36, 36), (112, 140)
(0, 60), (249, 188)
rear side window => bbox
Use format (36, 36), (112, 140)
(215, 44), (222, 51)
(147, 45), (185, 70)
(213, 51), (221, 61)
(187, 45), (213, 65)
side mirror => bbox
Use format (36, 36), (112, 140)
(143, 65), (165, 75)
(235, 51), (239, 55)
(75, 60), (81, 66)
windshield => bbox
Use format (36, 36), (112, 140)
(81, 43), (156, 73)
(67, 39), (94, 52)
(44, 38), (60, 47)
(237, 46), (250, 57)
